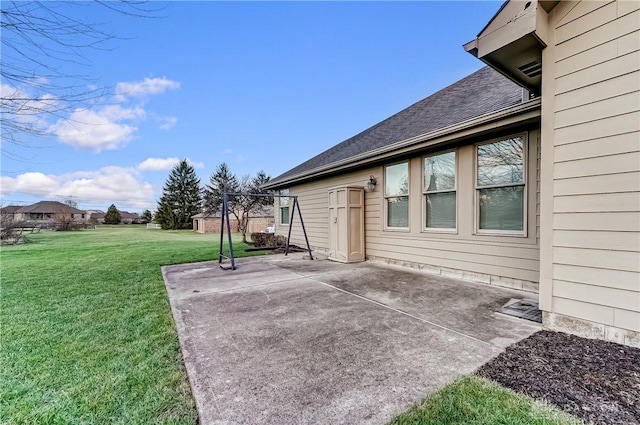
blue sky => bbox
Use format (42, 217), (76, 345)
(1, 1), (501, 212)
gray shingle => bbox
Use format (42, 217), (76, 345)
(269, 66), (524, 186)
(15, 201), (85, 214)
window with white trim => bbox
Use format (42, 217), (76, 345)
(279, 189), (290, 225)
(424, 151), (456, 230)
(384, 162), (409, 228)
(476, 135), (526, 233)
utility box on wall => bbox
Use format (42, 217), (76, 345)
(328, 186), (365, 263)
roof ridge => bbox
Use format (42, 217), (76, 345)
(269, 66), (524, 187)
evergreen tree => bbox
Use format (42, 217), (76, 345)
(203, 164), (272, 243)
(104, 204), (122, 224)
(155, 159), (201, 230)
(202, 162), (239, 215)
(140, 209), (153, 223)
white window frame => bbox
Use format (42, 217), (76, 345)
(474, 133), (528, 237)
(384, 161), (410, 231)
(422, 149), (457, 233)
(279, 189), (290, 226)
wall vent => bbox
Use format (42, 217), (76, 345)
(517, 60), (542, 78)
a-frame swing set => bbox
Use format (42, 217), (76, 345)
(218, 193), (314, 270)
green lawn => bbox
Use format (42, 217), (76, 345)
(389, 376), (582, 425)
(1, 226), (262, 425)
(2, 227), (580, 425)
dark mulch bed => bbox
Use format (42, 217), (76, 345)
(477, 330), (640, 425)
(272, 244), (308, 254)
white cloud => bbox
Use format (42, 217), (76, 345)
(188, 159), (205, 169)
(137, 157), (180, 171)
(48, 106), (143, 152)
(5, 76), (180, 153)
(0, 83), (58, 129)
(1, 167), (156, 209)
(1, 172), (58, 196)
(158, 116), (177, 130)
(115, 77), (180, 100)
(137, 157), (204, 172)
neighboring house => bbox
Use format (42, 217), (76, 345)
(264, 0), (640, 347)
(1, 205), (21, 223)
(91, 211), (141, 224)
(193, 206), (275, 234)
(120, 212), (141, 224)
(13, 201), (87, 227)
(89, 212), (106, 224)
(85, 210), (104, 223)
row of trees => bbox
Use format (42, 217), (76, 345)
(155, 160), (272, 242)
(102, 204), (152, 225)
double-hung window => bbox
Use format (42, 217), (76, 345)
(476, 135), (526, 234)
(279, 189), (290, 225)
(385, 162), (409, 229)
(424, 151), (456, 230)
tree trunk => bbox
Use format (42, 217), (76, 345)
(240, 213), (249, 243)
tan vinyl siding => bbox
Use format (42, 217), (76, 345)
(615, 308), (640, 332)
(553, 152), (639, 179)
(542, 0), (640, 335)
(553, 172), (640, 196)
(553, 230), (640, 252)
(554, 264), (640, 292)
(554, 112), (640, 145)
(276, 169), (376, 251)
(554, 280), (640, 312)
(278, 131), (541, 287)
(554, 247), (640, 273)
(553, 131), (639, 162)
(553, 212), (640, 232)
(554, 92), (639, 128)
(552, 297), (615, 326)
(555, 5), (639, 60)
(555, 50), (639, 93)
(554, 0), (615, 28)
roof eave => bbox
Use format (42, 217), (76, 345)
(463, 0), (554, 96)
(264, 98), (540, 190)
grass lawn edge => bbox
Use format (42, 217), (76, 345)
(388, 375), (583, 425)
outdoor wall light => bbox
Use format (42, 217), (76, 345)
(367, 175), (377, 191)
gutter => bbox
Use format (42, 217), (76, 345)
(264, 98), (541, 190)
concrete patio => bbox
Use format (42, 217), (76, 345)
(162, 254), (541, 425)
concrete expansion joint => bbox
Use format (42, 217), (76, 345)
(180, 276), (306, 300)
(306, 275), (497, 349)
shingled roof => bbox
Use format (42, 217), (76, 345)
(268, 66), (526, 187)
(15, 201), (84, 215)
(1, 205), (21, 214)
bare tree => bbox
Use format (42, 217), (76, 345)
(230, 171), (272, 243)
(0, 204), (27, 242)
(53, 213), (74, 231)
(203, 165), (272, 243)
(0, 1), (159, 159)
(63, 198), (78, 209)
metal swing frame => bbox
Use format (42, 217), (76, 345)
(218, 193), (314, 270)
